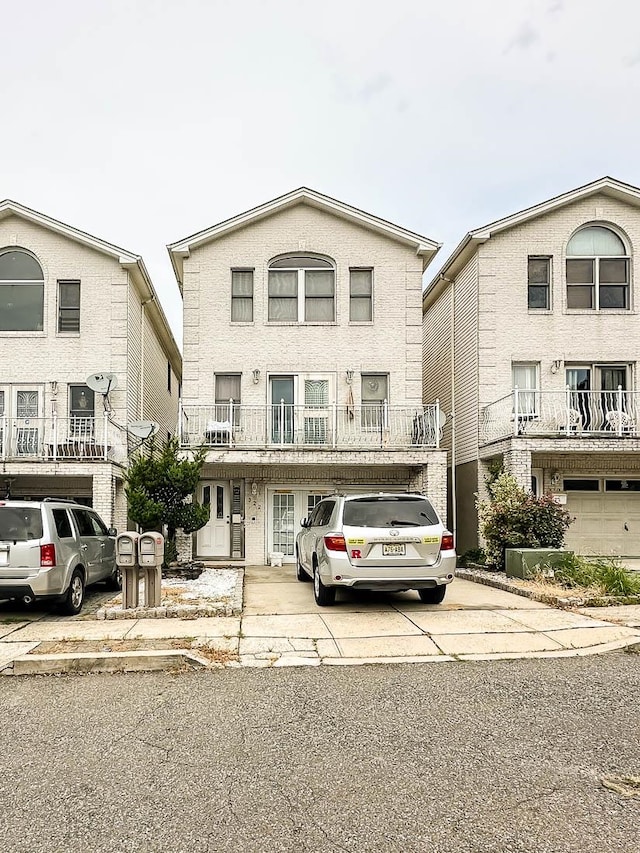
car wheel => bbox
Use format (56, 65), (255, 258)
(104, 566), (122, 591)
(60, 569), (85, 615)
(296, 549), (310, 582)
(418, 585), (446, 604)
(313, 561), (336, 606)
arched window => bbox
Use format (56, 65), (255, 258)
(566, 225), (630, 310)
(0, 249), (44, 331)
(268, 254), (335, 322)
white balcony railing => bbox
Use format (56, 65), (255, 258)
(480, 386), (639, 444)
(179, 402), (441, 450)
(0, 414), (127, 462)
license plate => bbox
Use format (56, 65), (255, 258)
(383, 543), (405, 556)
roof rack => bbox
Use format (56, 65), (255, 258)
(42, 498), (78, 504)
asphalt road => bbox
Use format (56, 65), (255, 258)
(1, 653), (639, 853)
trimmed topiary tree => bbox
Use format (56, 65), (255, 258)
(477, 472), (572, 570)
(125, 437), (210, 566)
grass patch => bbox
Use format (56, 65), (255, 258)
(536, 554), (640, 597)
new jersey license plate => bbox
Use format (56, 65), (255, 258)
(382, 543), (406, 556)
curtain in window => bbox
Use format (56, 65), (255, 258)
(231, 271), (253, 322)
(268, 271), (298, 320)
(305, 271), (335, 321)
(566, 227), (626, 256)
(512, 364), (537, 416)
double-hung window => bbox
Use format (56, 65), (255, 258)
(0, 250), (44, 331)
(268, 255), (335, 322)
(58, 280), (81, 332)
(350, 269), (373, 321)
(214, 374), (241, 426)
(361, 373), (389, 428)
(566, 226), (630, 310)
(527, 257), (551, 309)
(231, 270), (254, 321)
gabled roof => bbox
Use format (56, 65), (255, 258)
(423, 176), (640, 310)
(0, 198), (181, 370)
(167, 187), (441, 288)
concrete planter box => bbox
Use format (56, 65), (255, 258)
(505, 548), (572, 579)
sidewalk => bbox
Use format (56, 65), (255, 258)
(1, 566), (639, 675)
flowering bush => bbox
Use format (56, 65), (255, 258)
(477, 472), (572, 570)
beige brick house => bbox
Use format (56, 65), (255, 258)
(0, 199), (181, 531)
(168, 187), (447, 564)
(423, 176), (640, 558)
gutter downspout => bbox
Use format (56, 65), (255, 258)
(440, 274), (457, 545)
(140, 295), (155, 419)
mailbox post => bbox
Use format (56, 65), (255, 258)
(115, 532), (140, 609)
(138, 532), (165, 608)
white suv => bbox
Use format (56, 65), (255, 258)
(0, 499), (120, 614)
(296, 493), (456, 606)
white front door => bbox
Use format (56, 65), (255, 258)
(13, 386), (42, 456)
(197, 481), (230, 557)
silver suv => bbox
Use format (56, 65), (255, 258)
(0, 499), (120, 614)
(296, 493), (456, 606)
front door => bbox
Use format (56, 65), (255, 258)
(197, 481), (230, 557)
(268, 490), (327, 563)
(13, 386), (42, 456)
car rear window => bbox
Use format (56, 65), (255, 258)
(343, 496), (439, 528)
(0, 507), (44, 541)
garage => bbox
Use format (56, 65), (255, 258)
(563, 478), (640, 556)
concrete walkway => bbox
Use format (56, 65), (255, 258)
(1, 565), (639, 675)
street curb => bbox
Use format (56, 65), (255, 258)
(11, 649), (208, 676)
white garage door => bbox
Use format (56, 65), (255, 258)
(565, 489), (640, 556)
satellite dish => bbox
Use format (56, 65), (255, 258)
(86, 373), (118, 395)
(128, 421), (159, 440)
(436, 408), (447, 430)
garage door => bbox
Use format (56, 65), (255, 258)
(565, 490), (640, 556)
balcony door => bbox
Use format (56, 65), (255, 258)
(196, 481), (230, 557)
(270, 374), (333, 446)
(13, 386), (42, 456)
(566, 366), (628, 430)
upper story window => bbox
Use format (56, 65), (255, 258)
(268, 255), (335, 322)
(566, 226), (630, 310)
(0, 249), (44, 331)
(350, 269), (373, 321)
(512, 362), (539, 416)
(58, 280), (80, 332)
(231, 269), (254, 322)
(527, 257), (551, 309)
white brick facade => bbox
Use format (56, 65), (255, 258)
(170, 190), (447, 564)
(0, 201), (181, 530)
(423, 178), (640, 557)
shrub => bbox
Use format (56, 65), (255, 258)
(459, 548), (487, 567)
(477, 472), (573, 570)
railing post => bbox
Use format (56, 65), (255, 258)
(228, 398), (234, 447)
(435, 399), (440, 449)
(565, 385), (572, 433)
(617, 384), (624, 436)
(280, 398), (285, 447)
(178, 402), (183, 446)
(332, 402), (337, 448)
(52, 411), (58, 461)
(513, 387), (519, 436)
(1, 416), (6, 460)
(103, 412), (108, 459)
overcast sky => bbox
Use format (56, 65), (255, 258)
(2, 0), (640, 348)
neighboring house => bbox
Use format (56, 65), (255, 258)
(0, 200), (181, 531)
(168, 187), (447, 564)
(423, 176), (640, 558)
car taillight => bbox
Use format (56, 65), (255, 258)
(441, 533), (454, 551)
(40, 543), (56, 567)
(324, 534), (347, 552)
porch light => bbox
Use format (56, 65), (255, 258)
(251, 481), (258, 496)
(345, 370), (354, 385)
(550, 360), (562, 374)
(252, 369), (261, 384)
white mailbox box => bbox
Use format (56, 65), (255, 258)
(138, 532), (165, 567)
(115, 532), (140, 567)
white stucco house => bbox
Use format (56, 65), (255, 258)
(0, 199), (181, 531)
(168, 187), (448, 565)
(423, 176), (640, 558)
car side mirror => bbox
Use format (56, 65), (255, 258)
(300, 517), (309, 528)
(108, 527), (117, 537)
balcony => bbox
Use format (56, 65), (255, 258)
(0, 415), (126, 463)
(179, 403), (441, 450)
(481, 387), (639, 445)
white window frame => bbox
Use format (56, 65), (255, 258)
(267, 260), (336, 323)
(512, 362), (539, 417)
(566, 226), (631, 312)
